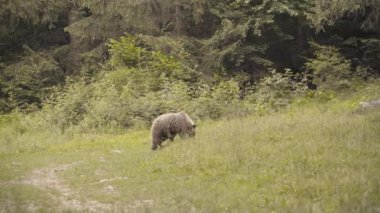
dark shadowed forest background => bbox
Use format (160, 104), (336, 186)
(0, 0), (379, 131)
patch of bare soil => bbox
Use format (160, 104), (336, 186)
(2, 163), (155, 212)
(21, 163), (113, 212)
(0, 164), (113, 212)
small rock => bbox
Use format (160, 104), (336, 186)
(359, 100), (380, 109)
(111, 149), (122, 154)
(99, 156), (106, 162)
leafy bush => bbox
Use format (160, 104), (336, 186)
(1, 48), (64, 111)
(248, 69), (308, 112)
(39, 66), (309, 133)
(42, 79), (91, 132)
(193, 80), (246, 119)
(108, 35), (147, 68)
(108, 34), (196, 83)
(306, 43), (352, 90)
(41, 74), (250, 133)
(32, 35), (247, 133)
(36, 35), (321, 133)
(38, 35), (200, 133)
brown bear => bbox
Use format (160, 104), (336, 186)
(151, 111), (196, 150)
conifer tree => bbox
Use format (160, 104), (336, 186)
(312, 0), (380, 32)
(201, 0), (312, 76)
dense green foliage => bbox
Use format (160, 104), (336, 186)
(312, 0), (380, 32)
(1, 0), (379, 116)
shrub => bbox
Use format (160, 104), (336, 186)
(108, 35), (147, 68)
(2, 49), (64, 111)
(306, 43), (352, 90)
(248, 69), (308, 112)
(107, 34), (196, 83)
(37, 34), (316, 133)
(42, 79), (91, 132)
(189, 79), (249, 120)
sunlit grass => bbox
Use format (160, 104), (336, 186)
(0, 84), (379, 211)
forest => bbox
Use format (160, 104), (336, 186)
(0, 0), (379, 211)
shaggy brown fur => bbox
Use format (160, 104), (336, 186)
(151, 112), (196, 150)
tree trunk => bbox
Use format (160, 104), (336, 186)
(174, 0), (183, 36)
(65, 5), (82, 74)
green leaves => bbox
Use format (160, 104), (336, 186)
(108, 36), (146, 68)
(251, 69), (308, 111)
(108, 34), (194, 82)
(202, 0), (311, 75)
(306, 43), (352, 90)
(311, 0), (380, 32)
(0, 0), (67, 27)
(1, 50), (64, 111)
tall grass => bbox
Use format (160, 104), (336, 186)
(129, 104), (379, 212)
(0, 84), (379, 212)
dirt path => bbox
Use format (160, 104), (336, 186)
(1, 163), (154, 212)
(20, 163), (113, 212)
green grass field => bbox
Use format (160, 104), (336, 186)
(0, 87), (379, 212)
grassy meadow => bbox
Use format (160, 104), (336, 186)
(0, 85), (379, 212)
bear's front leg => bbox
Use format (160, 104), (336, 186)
(169, 131), (176, 141)
(166, 129), (175, 142)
